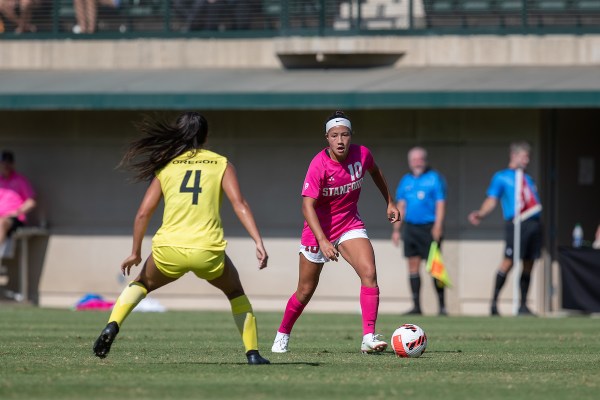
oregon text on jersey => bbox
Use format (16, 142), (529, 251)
(172, 159), (218, 165)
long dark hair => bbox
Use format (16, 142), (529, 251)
(119, 111), (209, 181)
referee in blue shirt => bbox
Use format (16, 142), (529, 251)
(468, 141), (541, 316)
(392, 147), (447, 315)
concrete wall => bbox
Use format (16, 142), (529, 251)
(1, 35), (599, 70)
(0, 109), (546, 315)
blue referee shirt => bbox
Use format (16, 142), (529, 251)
(486, 169), (541, 221)
(395, 169), (446, 225)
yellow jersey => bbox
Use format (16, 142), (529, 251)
(152, 149), (228, 250)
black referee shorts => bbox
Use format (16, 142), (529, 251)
(504, 218), (542, 261)
(402, 223), (437, 259)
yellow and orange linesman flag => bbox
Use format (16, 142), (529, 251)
(426, 241), (452, 288)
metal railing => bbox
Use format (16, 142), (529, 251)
(0, 0), (599, 38)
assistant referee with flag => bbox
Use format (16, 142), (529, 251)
(468, 141), (542, 316)
(392, 146), (448, 316)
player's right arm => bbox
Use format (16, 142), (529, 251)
(301, 155), (338, 261)
(302, 196), (338, 262)
(222, 163), (268, 270)
(122, 177), (162, 276)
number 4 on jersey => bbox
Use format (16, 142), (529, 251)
(180, 170), (202, 204)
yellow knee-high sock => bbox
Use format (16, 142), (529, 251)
(230, 295), (258, 352)
(108, 281), (147, 327)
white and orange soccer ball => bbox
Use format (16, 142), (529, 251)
(391, 324), (427, 358)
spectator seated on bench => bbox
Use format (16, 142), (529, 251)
(0, 150), (37, 254)
(0, 150), (42, 301)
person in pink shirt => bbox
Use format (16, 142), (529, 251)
(271, 111), (400, 354)
(0, 150), (36, 248)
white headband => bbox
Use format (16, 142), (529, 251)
(325, 118), (352, 133)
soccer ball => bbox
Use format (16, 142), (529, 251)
(391, 324), (427, 358)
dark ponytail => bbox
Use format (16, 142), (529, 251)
(119, 111), (209, 182)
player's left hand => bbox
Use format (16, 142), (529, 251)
(387, 203), (401, 223)
(256, 242), (269, 270)
(121, 254), (142, 276)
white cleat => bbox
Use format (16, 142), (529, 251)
(271, 331), (290, 353)
(361, 333), (388, 354)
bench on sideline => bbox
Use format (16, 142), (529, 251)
(0, 226), (49, 302)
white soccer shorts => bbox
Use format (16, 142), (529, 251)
(299, 228), (369, 263)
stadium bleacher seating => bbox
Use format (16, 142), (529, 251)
(423, 0), (600, 28)
(334, 0), (426, 30)
(2, 0), (600, 35)
(22, 0), (164, 33)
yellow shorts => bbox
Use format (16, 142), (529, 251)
(152, 246), (225, 280)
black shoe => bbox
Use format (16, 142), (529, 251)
(518, 305), (536, 316)
(403, 307), (422, 316)
(491, 303), (500, 316)
(438, 307), (448, 316)
(246, 350), (270, 365)
(93, 321), (119, 358)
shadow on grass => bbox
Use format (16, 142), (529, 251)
(142, 361), (322, 366)
(331, 349), (462, 356)
(266, 362), (321, 366)
(427, 350), (463, 353)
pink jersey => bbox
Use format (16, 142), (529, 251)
(0, 188), (24, 219)
(0, 172), (35, 222)
(300, 144), (374, 246)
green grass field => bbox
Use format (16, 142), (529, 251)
(1, 305), (599, 400)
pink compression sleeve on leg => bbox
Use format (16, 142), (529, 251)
(278, 293), (307, 334)
(360, 286), (379, 336)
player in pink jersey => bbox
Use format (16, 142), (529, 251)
(272, 111), (400, 354)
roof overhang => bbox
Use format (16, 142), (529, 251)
(1, 67), (599, 110)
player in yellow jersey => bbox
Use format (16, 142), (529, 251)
(93, 111), (270, 365)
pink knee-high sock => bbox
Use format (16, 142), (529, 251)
(278, 293), (307, 334)
(360, 286), (379, 335)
